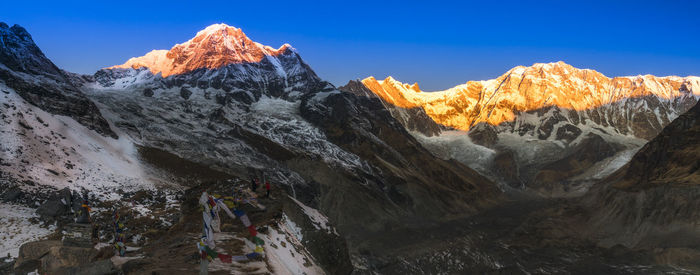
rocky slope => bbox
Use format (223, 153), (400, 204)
(349, 62), (700, 195)
(0, 22), (115, 138)
(585, 100), (700, 251)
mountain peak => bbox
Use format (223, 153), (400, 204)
(359, 63), (700, 131)
(0, 22), (64, 79)
(109, 23), (292, 77)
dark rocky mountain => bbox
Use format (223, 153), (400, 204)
(0, 22), (115, 138)
(585, 101), (700, 254)
(299, 89), (500, 241)
(340, 80), (445, 137)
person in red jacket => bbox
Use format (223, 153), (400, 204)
(265, 181), (271, 198)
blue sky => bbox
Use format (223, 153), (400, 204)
(2, 0), (699, 90)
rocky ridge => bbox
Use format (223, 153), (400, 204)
(0, 22), (115, 138)
(351, 62), (699, 195)
(586, 100), (700, 252)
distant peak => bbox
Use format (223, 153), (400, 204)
(109, 23), (293, 77)
(359, 62), (699, 131)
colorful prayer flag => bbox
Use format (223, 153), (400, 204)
(240, 214), (252, 227)
(247, 225), (257, 237)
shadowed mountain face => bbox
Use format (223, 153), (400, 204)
(347, 64), (699, 196)
(585, 101), (700, 252)
(0, 23), (115, 138)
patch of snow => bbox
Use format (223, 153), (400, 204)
(289, 197), (338, 235)
(411, 130), (496, 173)
(260, 224), (325, 275)
(282, 214), (304, 241)
(0, 83), (159, 199)
(0, 203), (55, 257)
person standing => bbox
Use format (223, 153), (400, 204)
(265, 181), (271, 198)
(76, 198), (91, 224)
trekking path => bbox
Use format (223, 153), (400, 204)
(117, 179), (323, 274)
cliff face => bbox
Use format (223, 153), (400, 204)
(339, 80), (445, 137)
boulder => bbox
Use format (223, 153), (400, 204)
(1, 188), (22, 202)
(41, 246), (97, 273)
(142, 88), (154, 97)
(180, 87), (192, 100)
(36, 199), (69, 219)
(54, 259), (117, 275)
(95, 245), (115, 260)
(13, 259), (40, 274)
(0, 257), (15, 274)
(120, 258), (149, 274)
(57, 187), (72, 206)
(36, 188), (73, 220)
(14, 240), (61, 272)
(62, 223), (94, 247)
(468, 123), (498, 148)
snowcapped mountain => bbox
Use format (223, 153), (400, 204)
(346, 62), (700, 195)
(83, 21), (500, 223)
(110, 23), (292, 77)
(92, 23), (325, 101)
(61, 23), (500, 273)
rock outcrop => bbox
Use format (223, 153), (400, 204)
(340, 80), (445, 137)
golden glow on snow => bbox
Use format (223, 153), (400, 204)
(109, 23), (290, 77)
(362, 62), (700, 131)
